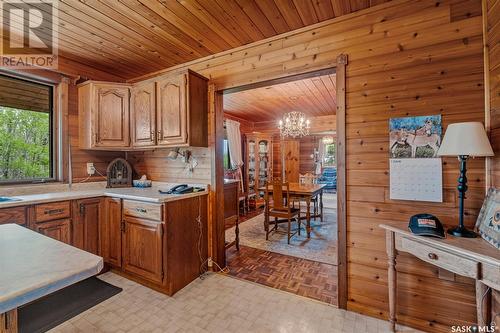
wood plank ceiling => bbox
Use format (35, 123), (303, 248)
(7, 0), (390, 80)
(224, 73), (336, 122)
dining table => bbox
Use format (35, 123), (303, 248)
(258, 183), (326, 238)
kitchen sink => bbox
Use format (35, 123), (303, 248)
(0, 197), (22, 203)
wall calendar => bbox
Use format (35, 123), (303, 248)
(389, 158), (443, 203)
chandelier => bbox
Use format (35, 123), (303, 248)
(278, 111), (310, 138)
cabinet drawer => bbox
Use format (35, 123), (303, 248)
(0, 206), (26, 225)
(35, 201), (71, 223)
(400, 237), (478, 279)
(123, 200), (163, 221)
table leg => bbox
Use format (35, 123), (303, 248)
(0, 308), (18, 333)
(306, 197), (311, 238)
(475, 280), (490, 327)
(320, 191), (324, 221)
(386, 231), (397, 332)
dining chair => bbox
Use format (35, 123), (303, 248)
(264, 179), (301, 244)
(297, 172), (320, 218)
(226, 169), (249, 215)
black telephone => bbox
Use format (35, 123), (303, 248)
(160, 184), (193, 195)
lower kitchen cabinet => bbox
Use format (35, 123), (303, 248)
(73, 198), (101, 255)
(0, 206), (27, 226)
(35, 219), (71, 244)
(122, 216), (164, 284)
(0, 193), (208, 296)
(101, 197), (122, 268)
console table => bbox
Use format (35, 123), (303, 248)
(380, 224), (500, 332)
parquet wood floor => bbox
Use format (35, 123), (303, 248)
(226, 245), (338, 306)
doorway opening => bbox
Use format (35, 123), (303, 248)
(216, 64), (345, 307)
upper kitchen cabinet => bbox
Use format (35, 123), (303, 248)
(155, 70), (208, 148)
(131, 81), (156, 147)
(79, 70), (208, 151)
(79, 81), (131, 150)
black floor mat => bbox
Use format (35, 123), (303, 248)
(18, 276), (122, 333)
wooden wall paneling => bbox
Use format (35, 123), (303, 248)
(212, 86), (226, 268)
(58, 79), (70, 183)
(124, 1), (486, 331)
(335, 54), (347, 310)
(127, 147), (211, 185)
(484, 0), (500, 326)
(486, 0), (500, 188)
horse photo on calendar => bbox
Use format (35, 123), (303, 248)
(389, 115), (442, 158)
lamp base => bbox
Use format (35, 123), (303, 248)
(447, 226), (477, 238)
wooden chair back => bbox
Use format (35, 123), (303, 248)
(300, 172), (317, 185)
(265, 178), (290, 212)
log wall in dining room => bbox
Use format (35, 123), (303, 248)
(129, 0), (485, 331)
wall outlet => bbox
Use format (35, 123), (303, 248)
(207, 257), (213, 268)
(86, 162), (96, 176)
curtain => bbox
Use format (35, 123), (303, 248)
(316, 139), (326, 175)
(226, 119), (244, 191)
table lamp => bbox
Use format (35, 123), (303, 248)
(437, 122), (494, 237)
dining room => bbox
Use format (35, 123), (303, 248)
(221, 70), (339, 305)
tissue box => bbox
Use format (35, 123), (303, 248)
(133, 179), (152, 188)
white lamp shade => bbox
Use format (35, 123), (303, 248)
(437, 122), (494, 157)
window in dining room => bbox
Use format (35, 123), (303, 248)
(223, 138), (232, 170)
(323, 142), (336, 167)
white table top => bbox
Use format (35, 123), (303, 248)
(0, 224), (104, 313)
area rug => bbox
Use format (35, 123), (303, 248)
(19, 276), (122, 333)
(226, 207), (337, 265)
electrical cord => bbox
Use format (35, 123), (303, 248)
(197, 195), (207, 276)
(78, 167), (106, 183)
(197, 195), (230, 279)
(94, 168), (106, 178)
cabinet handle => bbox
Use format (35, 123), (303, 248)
(157, 130), (162, 139)
(45, 208), (64, 215)
(136, 208), (147, 213)
(79, 204), (86, 216)
(428, 252), (438, 260)
(151, 131), (155, 140)
(94, 133), (98, 143)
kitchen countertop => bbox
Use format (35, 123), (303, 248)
(0, 224), (103, 313)
(0, 185), (208, 209)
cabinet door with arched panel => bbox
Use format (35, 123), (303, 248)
(131, 82), (156, 147)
